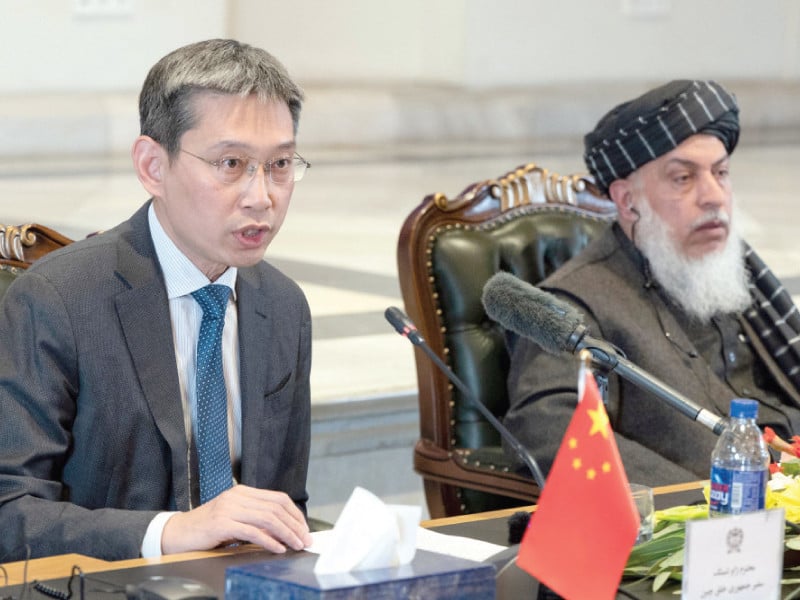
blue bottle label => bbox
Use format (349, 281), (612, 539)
(709, 466), (766, 514)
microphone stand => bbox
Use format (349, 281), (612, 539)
(570, 326), (726, 435)
(385, 307), (547, 490)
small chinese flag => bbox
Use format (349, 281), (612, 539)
(516, 368), (640, 600)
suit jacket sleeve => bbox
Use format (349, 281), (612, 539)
(0, 271), (159, 560)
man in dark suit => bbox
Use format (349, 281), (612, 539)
(0, 39), (314, 560)
(505, 80), (800, 486)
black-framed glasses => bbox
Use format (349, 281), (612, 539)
(180, 149), (311, 185)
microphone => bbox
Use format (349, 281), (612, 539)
(481, 272), (726, 436)
(384, 306), (547, 490)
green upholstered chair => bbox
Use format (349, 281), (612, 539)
(0, 223), (73, 298)
(397, 163), (617, 518)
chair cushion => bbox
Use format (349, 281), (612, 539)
(431, 206), (612, 451)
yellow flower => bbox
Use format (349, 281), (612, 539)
(701, 475), (800, 522)
(767, 476), (800, 522)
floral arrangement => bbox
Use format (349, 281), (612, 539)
(624, 441), (800, 592)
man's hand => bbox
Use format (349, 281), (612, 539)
(160, 485), (313, 555)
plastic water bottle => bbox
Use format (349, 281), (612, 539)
(709, 398), (770, 517)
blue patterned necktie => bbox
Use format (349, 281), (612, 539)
(191, 284), (233, 504)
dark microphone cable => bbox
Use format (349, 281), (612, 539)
(384, 306), (547, 490)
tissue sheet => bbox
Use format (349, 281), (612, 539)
(312, 486), (421, 575)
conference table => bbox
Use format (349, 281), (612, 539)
(0, 481), (781, 599)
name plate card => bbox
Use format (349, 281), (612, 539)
(682, 508), (784, 599)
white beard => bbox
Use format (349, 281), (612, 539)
(633, 198), (752, 322)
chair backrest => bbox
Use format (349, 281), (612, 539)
(397, 162), (616, 517)
(0, 223), (73, 298)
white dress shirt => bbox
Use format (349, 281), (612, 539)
(141, 204), (242, 557)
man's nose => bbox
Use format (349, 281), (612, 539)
(697, 170), (727, 208)
(242, 163), (274, 209)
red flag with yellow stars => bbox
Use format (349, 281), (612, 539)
(516, 368), (640, 600)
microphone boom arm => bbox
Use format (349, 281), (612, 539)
(415, 335), (547, 490)
(384, 306), (547, 490)
(571, 325), (726, 435)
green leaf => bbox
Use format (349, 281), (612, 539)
(654, 504), (709, 523)
(659, 548), (684, 568)
(626, 530), (686, 569)
(652, 570), (671, 592)
(782, 462), (800, 477)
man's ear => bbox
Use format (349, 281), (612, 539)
(609, 178), (639, 223)
(131, 135), (168, 199)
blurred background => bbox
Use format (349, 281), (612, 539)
(2, 0), (799, 522)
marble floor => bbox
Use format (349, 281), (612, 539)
(3, 142), (800, 521)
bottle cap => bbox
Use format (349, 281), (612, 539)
(729, 398), (758, 419)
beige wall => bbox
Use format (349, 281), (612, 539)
(0, 0), (227, 94)
(462, 0), (800, 85)
(230, 0), (466, 85)
(1, 0), (799, 94)
(1, 1), (798, 158)
(233, 0), (800, 87)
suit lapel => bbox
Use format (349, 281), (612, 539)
(113, 205), (192, 510)
(237, 266), (272, 485)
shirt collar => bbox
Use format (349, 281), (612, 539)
(148, 203), (238, 299)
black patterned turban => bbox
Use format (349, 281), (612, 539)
(583, 80), (740, 195)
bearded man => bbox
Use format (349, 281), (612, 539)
(504, 80), (800, 485)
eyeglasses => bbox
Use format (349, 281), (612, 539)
(180, 149), (311, 185)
